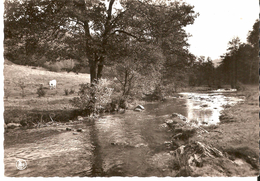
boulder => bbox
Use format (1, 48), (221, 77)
(7, 123), (21, 129)
(172, 133), (183, 140)
(134, 143), (148, 148)
(134, 108), (142, 112)
(165, 119), (179, 128)
(135, 105), (145, 110)
(66, 127), (72, 131)
(159, 123), (168, 129)
(165, 119), (175, 124)
(164, 141), (172, 148)
(77, 128), (82, 132)
(118, 108), (126, 113)
(77, 116), (84, 121)
(171, 113), (187, 121)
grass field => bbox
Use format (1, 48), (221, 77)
(4, 61), (91, 124)
(4, 61), (90, 110)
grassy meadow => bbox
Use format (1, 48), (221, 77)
(4, 61), (90, 108)
(4, 61), (90, 124)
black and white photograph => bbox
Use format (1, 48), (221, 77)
(3, 0), (259, 177)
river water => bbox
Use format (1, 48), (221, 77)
(4, 91), (244, 177)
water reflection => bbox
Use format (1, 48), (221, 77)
(90, 92), (244, 176)
(180, 92), (244, 125)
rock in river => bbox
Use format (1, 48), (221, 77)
(171, 113), (187, 121)
(135, 105), (145, 110)
(134, 108), (143, 112)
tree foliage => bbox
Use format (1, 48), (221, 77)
(218, 20), (259, 87)
(4, 0), (198, 83)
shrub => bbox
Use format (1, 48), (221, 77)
(69, 88), (75, 94)
(64, 88), (74, 96)
(70, 79), (114, 115)
(108, 95), (129, 112)
(37, 85), (46, 97)
(43, 59), (78, 72)
(150, 84), (164, 101)
(64, 88), (69, 96)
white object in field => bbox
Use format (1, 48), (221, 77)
(49, 79), (57, 89)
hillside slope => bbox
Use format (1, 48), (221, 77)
(4, 62), (90, 99)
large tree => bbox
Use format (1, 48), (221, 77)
(4, 0), (198, 83)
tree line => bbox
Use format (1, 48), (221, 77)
(189, 20), (259, 89)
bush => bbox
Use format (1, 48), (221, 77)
(150, 84), (164, 100)
(43, 59), (78, 72)
(70, 79), (114, 115)
(43, 62), (62, 72)
(37, 85), (46, 97)
(108, 95), (129, 112)
(69, 88), (75, 94)
(64, 88), (69, 96)
(64, 88), (75, 95)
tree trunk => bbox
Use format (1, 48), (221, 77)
(97, 56), (104, 80)
(89, 57), (97, 83)
(122, 69), (128, 96)
(248, 58), (256, 84)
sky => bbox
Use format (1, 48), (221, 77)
(183, 0), (259, 60)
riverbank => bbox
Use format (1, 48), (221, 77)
(189, 85), (259, 176)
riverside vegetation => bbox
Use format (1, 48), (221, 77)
(4, 61), (259, 176)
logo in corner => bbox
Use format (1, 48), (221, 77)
(16, 159), (27, 170)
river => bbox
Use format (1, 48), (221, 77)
(4, 91), (245, 177)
